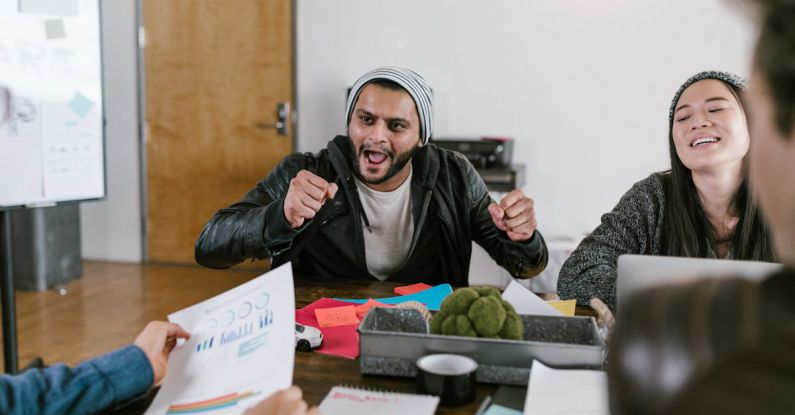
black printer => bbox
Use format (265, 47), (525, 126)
(431, 137), (523, 192)
(431, 137), (513, 169)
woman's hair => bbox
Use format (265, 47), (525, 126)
(751, 0), (795, 137)
(661, 80), (776, 261)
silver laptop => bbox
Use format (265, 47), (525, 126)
(616, 254), (783, 310)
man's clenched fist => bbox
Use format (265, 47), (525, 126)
(283, 170), (338, 228)
(487, 189), (537, 241)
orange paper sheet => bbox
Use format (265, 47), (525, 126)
(394, 283), (432, 296)
(547, 299), (577, 316)
(314, 305), (360, 327)
(354, 299), (393, 318)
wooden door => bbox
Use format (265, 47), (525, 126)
(142, 0), (293, 265)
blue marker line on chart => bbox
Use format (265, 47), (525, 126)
(258, 310), (274, 329)
(196, 337), (215, 352)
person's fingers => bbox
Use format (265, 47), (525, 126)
(284, 385), (303, 400)
(508, 216), (537, 234)
(291, 400), (309, 415)
(297, 191), (323, 213)
(298, 170), (331, 190)
(294, 177), (326, 201)
(293, 203), (318, 222)
(296, 171), (336, 203)
(499, 189), (525, 209)
(504, 210), (530, 229)
(488, 203), (507, 231)
(504, 198), (533, 220)
(164, 323), (191, 340)
(589, 298), (615, 330)
(307, 407), (321, 415)
(326, 182), (339, 200)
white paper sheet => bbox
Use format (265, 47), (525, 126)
(19, 0), (78, 16)
(319, 386), (439, 415)
(145, 263), (296, 415)
(523, 360), (609, 415)
(501, 280), (562, 316)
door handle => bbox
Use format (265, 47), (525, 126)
(257, 102), (290, 136)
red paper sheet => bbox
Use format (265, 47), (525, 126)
(295, 298), (360, 359)
(394, 283), (432, 296)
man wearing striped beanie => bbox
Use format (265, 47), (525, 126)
(196, 66), (548, 286)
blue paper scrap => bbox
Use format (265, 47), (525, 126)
(68, 93), (94, 118)
(334, 284), (452, 311)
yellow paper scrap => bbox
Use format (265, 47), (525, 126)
(547, 299), (576, 316)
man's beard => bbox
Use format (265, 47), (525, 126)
(352, 141), (420, 186)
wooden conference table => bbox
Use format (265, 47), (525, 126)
(119, 275), (594, 415)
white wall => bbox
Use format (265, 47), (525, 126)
(297, 0), (757, 238)
(79, 0), (142, 262)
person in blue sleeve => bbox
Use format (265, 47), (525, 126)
(0, 321), (319, 415)
(0, 321), (189, 414)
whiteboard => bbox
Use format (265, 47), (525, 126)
(0, 0), (104, 210)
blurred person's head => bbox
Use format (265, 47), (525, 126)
(608, 277), (795, 414)
(746, 0), (795, 264)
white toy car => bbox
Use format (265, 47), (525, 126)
(295, 323), (323, 352)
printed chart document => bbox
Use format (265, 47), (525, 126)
(524, 360), (608, 415)
(146, 263), (295, 414)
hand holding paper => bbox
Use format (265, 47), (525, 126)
(133, 321), (190, 385)
(243, 386), (320, 415)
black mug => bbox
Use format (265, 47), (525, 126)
(416, 354), (478, 407)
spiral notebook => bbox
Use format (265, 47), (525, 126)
(318, 385), (439, 415)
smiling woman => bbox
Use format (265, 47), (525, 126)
(557, 71), (776, 311)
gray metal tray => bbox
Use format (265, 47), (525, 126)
(358, 307), (605, 385)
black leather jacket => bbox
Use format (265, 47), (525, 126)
(195, 135), (548, 286)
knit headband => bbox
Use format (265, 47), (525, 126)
(345, 66), (434, 144)
(669, 70), (747, 127)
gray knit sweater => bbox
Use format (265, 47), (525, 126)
(557, 173), (672, 310)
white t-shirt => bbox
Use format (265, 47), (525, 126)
(354, 170), (414, 281)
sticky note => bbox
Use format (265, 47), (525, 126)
(19, 0), (79, 16)
(314, 305), (359, 328)
(394, 283), (432, 296)
(44, 19), (65, 40)
(354, 299), (393, 318)
(547, 299), (577, 316)
(68, 93), (94, 117)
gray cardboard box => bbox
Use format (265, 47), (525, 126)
(358, 307), (605, 386)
